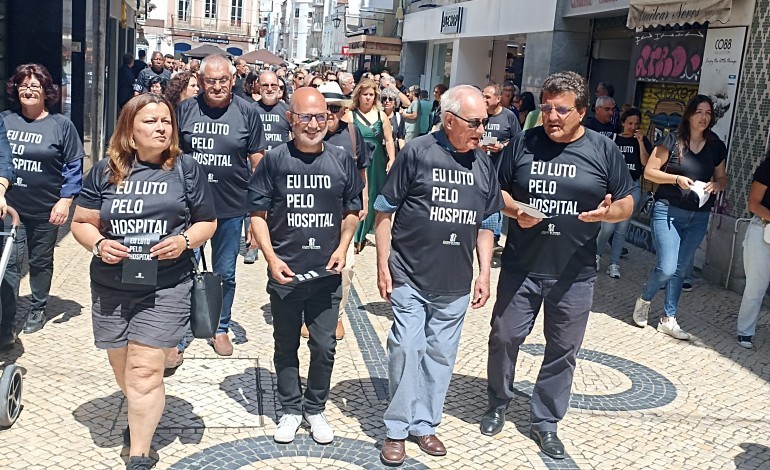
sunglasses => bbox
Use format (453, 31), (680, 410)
(539, 104), (576, 116)
(447, 111), (489, 129)
(290, 111), (328, 124)
(381, 97), (395, 102)
(328, 105), (343, 113)
(311, 83), (322, 88)
(260, 83), (280, 88)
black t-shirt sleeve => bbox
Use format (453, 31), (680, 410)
(380, 145), (415, 206)
(606, 142), (635, 201)
(484, 159), (505, 218)
(181, 155), (217, 223)
(354, 125), (371, 169)
(508, 111), (522, 141)
(343, 154), (365, 211)
(60, 117), (86, 163)
(643, 136), (653, 155)
(753, 159), (770, 187)
(76, 160), (107, 210)
(397, 117), (406, 139)
(712, 139), (728, 167)
(245, 103), (267, 154)
(497, 132), (521, 193)
(247, 151), (274, 211)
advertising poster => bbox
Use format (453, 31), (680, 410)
(698, 27), (747, 147)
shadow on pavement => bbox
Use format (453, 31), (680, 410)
(359, 301), (393, 321)
(220, 366), (274, 423)
(261, 303), (272, 326)
(230, 320), (248, 345)
(0, 338), (25, 369)
(328, 378), (386, 442)
(48, 295), (83, 325)
(735, 443), (770, 469)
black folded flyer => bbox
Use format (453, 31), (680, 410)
(121, 233), (160, 285)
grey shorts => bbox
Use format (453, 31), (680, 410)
(91, 279), (192, 349)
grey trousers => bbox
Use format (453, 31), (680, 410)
(486, 269), (595, 432)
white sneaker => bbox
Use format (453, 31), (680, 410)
(304, 412), (334, 444)
(607, 264), (621, 279)
(657, 317), (690, 340)
(633, 297), (651, 327)
(274, 414), (302, 443)
(737, 336), (753, 349)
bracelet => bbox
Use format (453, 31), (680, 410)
(675, 176), (680, 186)
(0, 181), (7, 191)
(180, 232), (191, 250)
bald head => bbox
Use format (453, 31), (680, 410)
(288, 87), (328, 151)
(290, 87), (327, 114)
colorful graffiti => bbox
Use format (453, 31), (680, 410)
(639, 82), (699, 143)
(632, 29), (707, 83)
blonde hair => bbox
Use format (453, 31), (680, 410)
(350, 78), (380, 111)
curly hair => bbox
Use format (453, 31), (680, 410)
(164, 71), (195, 106)
(148, 76), (166, 94)
(379, 87), (401, 109)
(350, 78), (380, 111)
(541, 71), (590, 111)
(106, 94), (182, 187)
(6, 63), (59, 111)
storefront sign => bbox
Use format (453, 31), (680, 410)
(195, 36), (230, 45)
(563, 0), (629, 17)
(627, 0), (733, 29)
(698, 27), (747, 146)
(341, 46), (350, 56)
(631, 28), (706, 83)
(440, 7), (463, 34)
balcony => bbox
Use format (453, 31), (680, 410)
(312, 22), (322, 32)
(170, 15), (251, 37)
(312, 0), (325, 7)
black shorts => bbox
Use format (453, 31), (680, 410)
(91, 279), (192, 349)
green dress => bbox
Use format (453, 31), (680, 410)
(353, 110), (386, 244)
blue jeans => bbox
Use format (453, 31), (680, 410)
(737, 218), (770, 337)
(641, 202), (710, 317)
(597, 181), (641, 264)
(492, 212), (503, 241)
(210, 216), (242, 334)
(384, 283), (470, 439)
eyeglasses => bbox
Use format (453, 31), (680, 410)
(203, 77), (231, 86)
(447, 111), (489, 129)
(295, 75), (305, 81)
(539, 104), (576, 116)
(260, 83), (280, 89)
(381, 97), (395, 104)
(290, 112), (328, 124)
(18, 83), (42, 92)
(311, 83), (322, 88)
(328, 105), (343, 113)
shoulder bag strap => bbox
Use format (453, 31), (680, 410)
(354, 109), (373, 127)
(175, 157), (208, 273)
(347, 123), (358, 160)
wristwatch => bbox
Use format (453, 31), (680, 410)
(92, 237), (108, 258)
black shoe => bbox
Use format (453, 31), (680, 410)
(126, 456), (157, 470)
(620, 247), (629, 257)
(682, 282), (693, 292)
(123, 426), (131, 446)
(0, 327), (17, 349)
(530, 429), (565, 460)
(23, 309), (45, 334)
(480, 405), (507, 436)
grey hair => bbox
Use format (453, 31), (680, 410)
(596, 95), (615, 108)
(380, 75), (395, 87)
(339, 73), (354, 86)
(441, 85), (483, 122)
(380, 87), (401, 108)
(200, 55), (236, 76)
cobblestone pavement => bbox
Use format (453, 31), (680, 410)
(0, 225), (769, 469)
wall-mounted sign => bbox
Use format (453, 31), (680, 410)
(341, 46), (350, 56)
(195, 36), (230, 45)
(440, 7), (463, 34)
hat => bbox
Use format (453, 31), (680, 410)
(394, 74), (404, 82)
(317, 81), (353, 107)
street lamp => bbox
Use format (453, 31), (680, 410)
(332, 13), (342, 29)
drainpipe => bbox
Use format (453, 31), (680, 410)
(726, 217), (752, 289)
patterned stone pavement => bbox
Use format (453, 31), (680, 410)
(0, 223), (769, 469)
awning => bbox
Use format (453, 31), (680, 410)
(627, 0), (732, 29)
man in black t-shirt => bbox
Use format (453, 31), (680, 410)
(131, 50), (147, 78)
(480, 72), (634, 460)
(583, 95), (619, 137)
(248, 87), (363, 445)
(176, 54), (266, 356)
(254, 71), (292, 152)
(232, 58), (250, 99)
(375, 85), (504, 465)
(136, 51), (171, 94)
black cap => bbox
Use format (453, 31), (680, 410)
(394, 74), (404, 82)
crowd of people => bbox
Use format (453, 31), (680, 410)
(0, 51), (766, 470)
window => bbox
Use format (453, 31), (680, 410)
(177, 0), (190, 21)
(204, 0), (217, 19)
(231, 0), (243, 26)
(295, 8), (300, 18)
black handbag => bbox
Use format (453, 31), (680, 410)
(176, 159), (223, 339)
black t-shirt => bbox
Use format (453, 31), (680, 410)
(653, 132), (727, 212)
(3, 112), (85, 219)
(176, 94), (266, 218)
(323, 122), (371, 171)
(253, 100), (291, 151)
(613, 134), (652, 181)
(76, 155), (216, 292)
(137, 67), (171, 92)
(498, 127), (634, 281)
(752, 157), (770, 212)
(583, 117), (619, 138)
(380, 133), (505, 295)
(484, 107), (521, 164)
(247, 142), (364, 281)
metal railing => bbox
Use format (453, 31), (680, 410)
(171, 15), (252, 36)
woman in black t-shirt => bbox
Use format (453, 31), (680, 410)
(381, 87), (405, 153)
(736, 152), (770, 349)
(597, 108), (652, 278)
(632, 95), (727, 341)
(71, 94), (216, 469)
(0, 63), (85, 344)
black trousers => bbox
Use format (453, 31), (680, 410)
(486, 269), (595, 432)
(269, 275), (342, 415)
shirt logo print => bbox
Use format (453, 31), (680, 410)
(442, 232), (461, 246)
(302, 237), (321, 250)
(14, 176), (26, 188)
(207, 173), (218, 183)
(541, 223), (562, 236)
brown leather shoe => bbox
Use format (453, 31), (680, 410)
(335, 320), (345, 340)
(211, 333), (233, 356)
(164, 349), (184, 369)
(380, 438), (406, 465)
(300, 323), (310, 339)
(413, 434), (447, 456)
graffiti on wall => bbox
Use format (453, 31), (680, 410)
(639, 82), (699, 143)
(632, 29), (707, 83)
